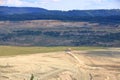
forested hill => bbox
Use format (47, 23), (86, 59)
(0, 6), (120, 23)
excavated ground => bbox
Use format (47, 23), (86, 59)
(0, 49), (120, 80)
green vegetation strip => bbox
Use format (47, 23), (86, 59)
(0, 46), (105, 56)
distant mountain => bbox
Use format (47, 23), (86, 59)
(0, 6), (48, 14)
(0, 6), (120, 23)
(0, 6), (120, 46)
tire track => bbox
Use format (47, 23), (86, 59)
(66, 51), (90, 80)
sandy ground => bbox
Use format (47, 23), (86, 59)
(0, 49), (120, 80)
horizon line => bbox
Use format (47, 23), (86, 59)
(0, 6), (120, 11)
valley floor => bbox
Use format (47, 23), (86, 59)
(0, 48), (120, 80)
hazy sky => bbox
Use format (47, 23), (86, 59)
(0, 0), (120, 10)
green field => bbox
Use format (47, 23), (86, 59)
(0, 46), (105, 56)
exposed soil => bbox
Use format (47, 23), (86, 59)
(0, 49), (120, 80)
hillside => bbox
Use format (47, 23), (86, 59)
(0, 6), (120, 46)
(0, 6), (120, 24)
(0, 20), (120, 46)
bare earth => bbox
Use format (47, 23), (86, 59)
(0, 49), (120, 80)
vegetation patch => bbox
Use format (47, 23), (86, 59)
(0, 46), (104, 56)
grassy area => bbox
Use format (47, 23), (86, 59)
(0, 46), (105, 56)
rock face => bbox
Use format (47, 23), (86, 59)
(0, 48), (120, 80)
(0, 20), (120, 46)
